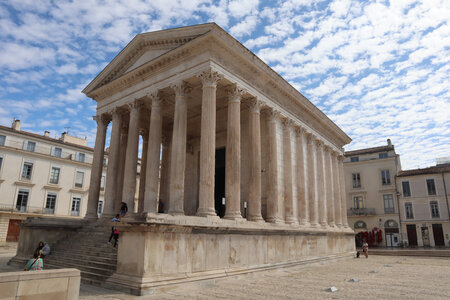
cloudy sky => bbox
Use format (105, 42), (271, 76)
(0, 0), (449, 170)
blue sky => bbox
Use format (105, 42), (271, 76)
(0, 0), (449, 170)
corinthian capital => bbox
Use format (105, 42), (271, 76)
(147, 91), (163, 108)
(93, 114), (111, 126)
(170, 81), (192, 97)
(266, 108), (280, 121)
(197, 69), (222, 87)
(226, 84), (245, 103)
(247, 97), (263, 113)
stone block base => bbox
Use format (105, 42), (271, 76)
(110, 214), (355, 295)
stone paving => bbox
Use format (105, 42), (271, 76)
(1, 242), (449, 299)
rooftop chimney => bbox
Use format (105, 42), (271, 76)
(387, 139), (392, 147)
(11, 118), (21, 131)
(44, 131), (50, 137)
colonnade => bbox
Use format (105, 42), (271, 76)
(86, 69), (349, 228)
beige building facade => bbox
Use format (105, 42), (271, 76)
(79, 23), (354, 294)
(397, 163), (450, 247)
(0, 120), (104, 242)
(344, 139), (402, 247)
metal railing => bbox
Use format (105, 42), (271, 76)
(0, 204), (78, 216)
(347, 207), (376, 216)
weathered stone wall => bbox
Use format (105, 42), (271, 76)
(0, 269), (80, 300)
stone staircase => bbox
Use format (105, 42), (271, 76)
(44, 220), (118, 286)
(369, 248), (450, 258)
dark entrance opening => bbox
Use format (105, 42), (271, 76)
(214, 148), (226, 218)
(432, 224), (445, 247)
(406, 224), (418, 246)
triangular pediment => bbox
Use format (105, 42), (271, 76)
(83, 23), (217, 95)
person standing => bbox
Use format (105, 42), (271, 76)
(120, 202), (128, 217)
(362, 240), (369, 258)
(108, 214), (120, 244)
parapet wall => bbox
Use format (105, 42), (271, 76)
(0, 268), (80, 300)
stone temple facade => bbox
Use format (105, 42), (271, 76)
(82, 23), (354, 294)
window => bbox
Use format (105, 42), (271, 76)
(405, 202), (414, 219)
(383, 194), (394, 213)
(16, 189), (29, 212)
(350, 157), (359, 162)
(24, 141), (36, 152)
(75, 171), (84, 188)
(49, 167), (60, 184)
(0, 156), (3, 171)
(52, 147), (62, 158)
(100, 175), (105, 191)
(77, 153), (86, 163)
(426, 179), (436, 195)
(379, 153), (388, 159)
(97, 200), (104, 216)
(353, 196), (363, 209)
(384, 220), (398, 228)
(381, 170), (391, 185)
(0, 135), (5, 146)
(71, 196), (81, 216)
(352, 173), (361, 188)
(21, 162), (33, 180)
(45, 193), (57, 214)
(103, 158), (107, 166)
(354, 220), (366, 229)
(430, 201), (439, 218)
(402, 181), (411, 197)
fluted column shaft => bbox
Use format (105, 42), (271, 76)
(266, 110), (282, 223)
(247, 99), (263, 222)
(224, 87), (242, 220)
(169, 82), (190, 215)
(333, 152), (343, 227)
(143, 95), (163, 213)
(296, 128), (309, 226)
(317, 141), (328, 227)
(307, 135), (319, 226)
(338, 156), (349, 227)
(326, 147), (336, 227)
(122, 102), (141, 213)
(283, 120), (297, 224)
(197, 71), (221, 216)
(104, 110), (123, 216)
(86, 115), (109, 218)
(137, 130), (148, 213)
(115, 124), (128, 212)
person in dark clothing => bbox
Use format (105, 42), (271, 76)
(120, 202), (128, 217)
(112, 228), (119, 248)
(108, 214), (120, 245)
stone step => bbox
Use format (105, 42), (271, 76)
(46, 263), (111, 283)
(50, 249), (117, 259)
(45, 256), (116, 271)
(47, 252), (117, 262)
(45, 261), (115, 276)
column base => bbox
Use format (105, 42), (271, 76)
(168, 210), (185, 216)
(329, 222), (336, 228)
(266, 217), (284, 224)
(247, 215), (264, 222)
(196, 207), (217, 217)
(299, 220), (310, 227)
(223, 211), (243, 220)
(285, 217), (299, 225)
(309, 222), (319, 228)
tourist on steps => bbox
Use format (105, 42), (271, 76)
(24, 251), (43, 271)
(120, 202), (128, 217)
(362, 240), (369, 258)
(108, 214), (120, 245)
(35, 241), (50, 258)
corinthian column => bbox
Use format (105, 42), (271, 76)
(115, 123), (128, 212)
(144, 92), (163, 213)
(307, 134), (319, 226)
(137, 129), (148, 213)
(247, 98), (263, 222)
(266, 109), (282, 223)
(283, 119), (297, 224)
(325, 146), (336, 227)
(169, 81), (191, 215)
(86, 114), (109, 218)
(104, 108), (123, 216)
(332, 151), (343, 227)
(338, 155), (349, 227)
(121, 101), (141, 214)
(316, 140), (328, 227)
(295, 127), (309, 226)
(224, 85), (243, 220)
(196, 70), (222, 216)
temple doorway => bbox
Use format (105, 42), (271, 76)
(214, 148), (226, 218)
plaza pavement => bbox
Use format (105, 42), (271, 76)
(1, 242), (449, 299)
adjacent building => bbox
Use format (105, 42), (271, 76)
(344, 139), (402, 247)
(0, 119), (104, 241)
(397, 161), (450, 247)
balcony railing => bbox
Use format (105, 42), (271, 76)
(347, 208), (376, 216)
(0, 204), (58, 215)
